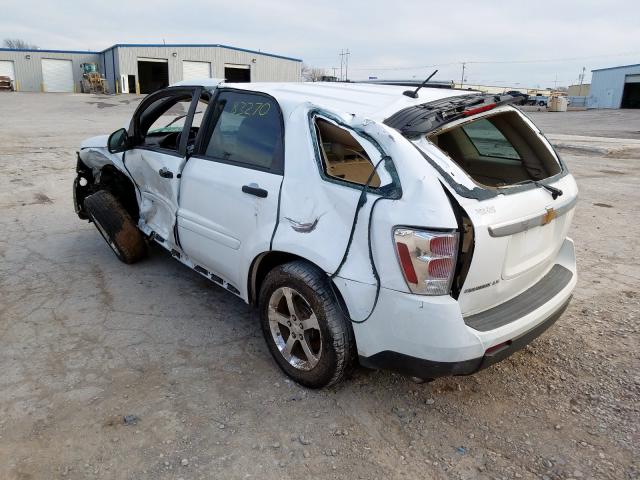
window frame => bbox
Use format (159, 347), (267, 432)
(308, 111), (400, 197)
(129, 86), (202, 158)
(192, 88), (285, 175)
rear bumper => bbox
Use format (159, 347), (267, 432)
(337, 237), (576, 379)
(359, 296), (570, 379)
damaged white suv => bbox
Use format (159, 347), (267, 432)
(74, 79), (577, 388)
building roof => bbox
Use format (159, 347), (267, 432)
(0, 47), (100, 54)
(0, 43), (302, 62)
(100, 44), (302, 62)
(592, 63), (640, 72)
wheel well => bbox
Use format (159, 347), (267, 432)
(97, 165), (140, 222)
(248, 251), (349, 315)
(249, 251), (302, 304)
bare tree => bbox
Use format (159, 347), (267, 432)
(301, 63), (326, 82)
(3, 39), (38, 50)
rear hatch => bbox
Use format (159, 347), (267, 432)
(385, 95), (578, 316)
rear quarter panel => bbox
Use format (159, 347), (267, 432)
(272, 105), (458, 292)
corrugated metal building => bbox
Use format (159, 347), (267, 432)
(587, 63), (640, 109)
(0, 48), (102, 92)
(0, 43), (302, 94)
(567, 83), (590, 96)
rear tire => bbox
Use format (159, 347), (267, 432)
(258, 261), (356, 388)
(84, 190), (147, 264)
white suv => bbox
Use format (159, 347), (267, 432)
(74, 79), (577, 388)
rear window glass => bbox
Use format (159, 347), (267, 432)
(462, 118), (520, 160)
(429, 111), (561, 188)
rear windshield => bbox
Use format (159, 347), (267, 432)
(429, 111), (561, 188)
(461, 118), (520, 160)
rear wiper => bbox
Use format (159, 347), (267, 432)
(507, 179), (563, 199)
(535, 181), (563, 199)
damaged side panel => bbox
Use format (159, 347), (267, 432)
(272, 104), (458, 293)
(75, 135), (140, 219)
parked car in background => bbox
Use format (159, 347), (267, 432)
(0, 75), (13, 91)
(74, 80), (578, 387)
(505, 90), (529, 105)
(528, 95), (549, 107)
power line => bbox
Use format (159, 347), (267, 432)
(341, 50), (640, 71)
(345, 48), (350, 81)
(338, 48), (351, 81)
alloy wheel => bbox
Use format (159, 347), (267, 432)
(268, 286), (322, 371)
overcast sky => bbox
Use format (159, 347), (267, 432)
(3, 0), (638, 88)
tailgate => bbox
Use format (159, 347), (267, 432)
(452, 176), (577, 315)
(390, 98), (578, 316)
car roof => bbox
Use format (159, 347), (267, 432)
(173, 79), (472, 120)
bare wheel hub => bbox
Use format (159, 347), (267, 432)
(268, 286), (322, 371)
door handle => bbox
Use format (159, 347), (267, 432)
(158, 167), (174, 179)
(242, 184), (268, 198)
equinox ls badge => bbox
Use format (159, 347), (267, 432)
(464, 279), (500, 294)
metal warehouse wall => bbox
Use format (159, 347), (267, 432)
(115, 45), (301, 89)
(0, 45), (302, 94)
(588, 64), (640, 109)
(103, 47), (120, 94)
(0, 49), (101, 92)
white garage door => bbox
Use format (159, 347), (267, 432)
(182, 61), (211, 81)
(41, 59), (74, 92)
(0, 60), (15, 80)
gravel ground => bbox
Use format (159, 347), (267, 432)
(0, 93), (638, 480)
(526, 108), (640, 140)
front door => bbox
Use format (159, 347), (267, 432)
(177, 90), (284, 294)
(124, 87), (201, 244)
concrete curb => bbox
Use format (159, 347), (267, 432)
(546, 134), (640, 157)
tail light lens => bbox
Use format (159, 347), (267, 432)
(393, 228), (459, 295)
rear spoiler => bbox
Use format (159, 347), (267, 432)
(383, 94), (518, 138)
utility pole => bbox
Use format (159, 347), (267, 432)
(339, 49), (345, 81)
(578, 66), (586, 95)
(332, 67), (338, 78)
(554, 73), (558, 90)
(460, 62), (466, 88)
(345, 49), (350, 82)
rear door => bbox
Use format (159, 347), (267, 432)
(177, 89), (284, 295)
(448, 171), (577, 316)
(386, 96), (578, 315)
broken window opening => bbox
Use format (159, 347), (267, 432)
(139, 91), (210, 153)
(429, 111), (561, 188)
(314, 117), (384, 188)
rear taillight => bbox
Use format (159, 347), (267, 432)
(393, 228), (459, 295)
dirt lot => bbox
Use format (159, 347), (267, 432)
(0, 92), (638, 480)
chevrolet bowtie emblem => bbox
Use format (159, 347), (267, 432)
(542, 207), (557, 225)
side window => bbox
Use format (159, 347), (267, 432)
(137, 91), (195, 151)
(190, 97), (209, 129)
(202, 91), (283, 172)
(146, 98), (192, 135)
(461, 118), (521, 160)
(314, 118), (381, 188)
